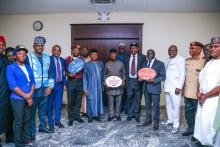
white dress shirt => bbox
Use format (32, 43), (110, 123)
(164, 55), (185, 92)
(129, 53), (138, 78)
(18, 64), (30, 82)
(146, 58), (155, 68)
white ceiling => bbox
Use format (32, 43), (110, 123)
(0, 0), (220, 15)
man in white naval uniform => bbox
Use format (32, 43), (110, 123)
(163, 45), (185, 134)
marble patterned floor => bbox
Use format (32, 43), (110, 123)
(1, 107), (198, 147)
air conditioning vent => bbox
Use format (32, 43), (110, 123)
(90, 0), (115, 4)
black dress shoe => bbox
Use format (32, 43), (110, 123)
(126, 117), (132, 121)
(68, 120), (73, 126)
(5, 137), (14, 143)
(88, 118), (93, 123)
(142, 120), (152, 126)
(39, 128), (54, 133)
(55, 122), (64, 128)
(49, 125), (55, 131)
(182, 130), (193, 136)
(31, 133), (35, 142)
(75, 117), (84, 123)
(81, 113), (87, 117)
(107, 116), (114, 122)
(116, 116), (121, 121)
(153, 123), (159, 130)
(135, 117), (140, 123)
(95, 117), (101, 122)
(191, 136), (199, 142)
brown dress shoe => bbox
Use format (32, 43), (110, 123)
(153, 123), (159, 130)
(142, 119), (152, 126)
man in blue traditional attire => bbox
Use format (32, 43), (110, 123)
(83, 48), (104, 123)
(27, 36), (55, 141)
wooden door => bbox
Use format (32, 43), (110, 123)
(71, 24), (143, 63)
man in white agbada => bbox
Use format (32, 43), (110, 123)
(193, 37), (220, 146)
(163, 45), (185, 134)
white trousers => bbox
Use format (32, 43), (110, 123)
(194, 96), (218, 146)
(165, 92), (181, 128)
(214, 131), (220, 147)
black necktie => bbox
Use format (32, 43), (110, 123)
(147, 60), (151, 68)
(130, 55), (136, 76)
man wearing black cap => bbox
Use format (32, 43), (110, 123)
(124, 42), (145, 122)
(104, 48), (126, 121)
(182, 41), (205, 136)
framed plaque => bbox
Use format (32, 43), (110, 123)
(138, 68), (157, 80)
(105, 76), (122, 88)
(68, 58), (85, 74)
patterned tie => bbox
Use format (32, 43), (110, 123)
(147, 60), (151, 68)
(56, 57), (62, 82)
(130, 55), (136, 76)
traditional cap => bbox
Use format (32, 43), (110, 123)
(14, 45), (28, 53)
(110, 48), (117, 53)
(71, 44), (80, 50)
(118, 42), (126, 47)
(211, 37), (220, 44)
(190, 41), (204, 48)
(130, 42), (139, 48)
(0, 35), (6, 43)
(90, 48), (98, 53)
(34, 36), (46, 45)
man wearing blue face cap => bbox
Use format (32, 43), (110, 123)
(27, 36), (55, 141)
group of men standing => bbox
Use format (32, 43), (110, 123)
(0, 34), (220, 147)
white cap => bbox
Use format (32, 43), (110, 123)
(118, 42), (126, 47)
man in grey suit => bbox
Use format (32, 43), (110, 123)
(141, 49), (166, 130)
(124, 42), (146, 122)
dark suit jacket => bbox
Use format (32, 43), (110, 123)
(142, 59), (166, 94)
(124, 53), (146, 89)
(50, 56), (66, 87)
(0, 54), (10, 134)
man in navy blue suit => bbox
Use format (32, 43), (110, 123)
(47, 45), (66, 131)
(141, 49), (166, 130)
(124, 42), (146, 122)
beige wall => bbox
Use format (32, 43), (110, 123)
(1, 12), (220, 105)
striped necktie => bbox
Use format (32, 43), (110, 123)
(56, 57), (62, 82)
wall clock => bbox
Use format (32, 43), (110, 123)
(33, 21), (43, 31)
